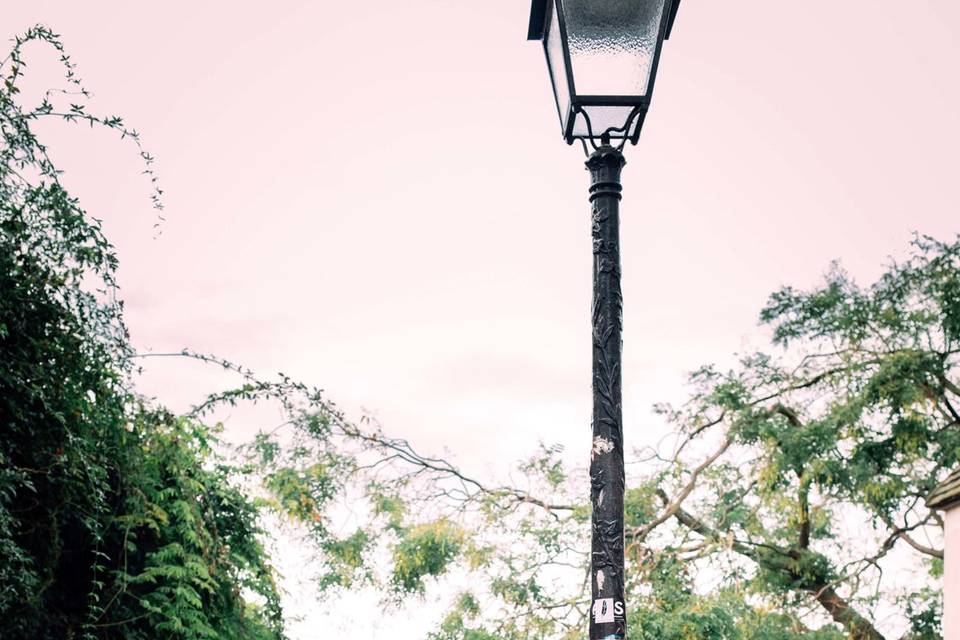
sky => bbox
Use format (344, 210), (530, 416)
(4, 1), (960, 637)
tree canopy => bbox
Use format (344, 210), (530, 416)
(1, 26), (956, 640)
(305, 234), (957, 640)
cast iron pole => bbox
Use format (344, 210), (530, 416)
(587, 143), (627, 640)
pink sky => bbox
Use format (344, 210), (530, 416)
(5, 1), (960, 636)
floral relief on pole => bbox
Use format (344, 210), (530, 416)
(587, 146), (627, 640)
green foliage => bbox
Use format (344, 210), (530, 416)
(631, 553), (844, 640)
(318, 530), (371, 589)
(369, 484), (407, 533)
(624, 483), (659, 528)
(901, 588), (942, 640)
(519, 444), (567, 488)
(428, 592), (503, 640)
(265, 464), (337, 523)
(0, 27), (282, 639)
(103, 412), (283, 639)
(392, 521), (465, 595)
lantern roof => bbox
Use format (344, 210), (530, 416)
(527, 0), (682, 41)
(927, 467), (960, 511)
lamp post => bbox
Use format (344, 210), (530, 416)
(526, 2), (681, 639)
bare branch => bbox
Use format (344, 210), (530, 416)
(627, 437), (733, 546)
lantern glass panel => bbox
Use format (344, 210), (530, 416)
(572, 106), (639, 138)
(563, 0), (667, 97)
(545, 1), (571, 133)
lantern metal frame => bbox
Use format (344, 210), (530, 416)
(527, 0), (681, 148)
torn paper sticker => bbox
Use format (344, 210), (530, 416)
(592, 436), (614, 459)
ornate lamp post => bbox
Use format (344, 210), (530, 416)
(526, 2), (682, 639)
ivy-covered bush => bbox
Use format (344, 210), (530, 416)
(0, 27), (283, 639)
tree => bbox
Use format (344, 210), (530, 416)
(227, 234), (955, 640)
(353, 236), (958, 640)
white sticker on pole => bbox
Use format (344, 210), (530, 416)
(593, 598), (615, 623)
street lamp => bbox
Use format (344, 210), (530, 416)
(527, 2), (681, 640)
(528, 0), (680, 147)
